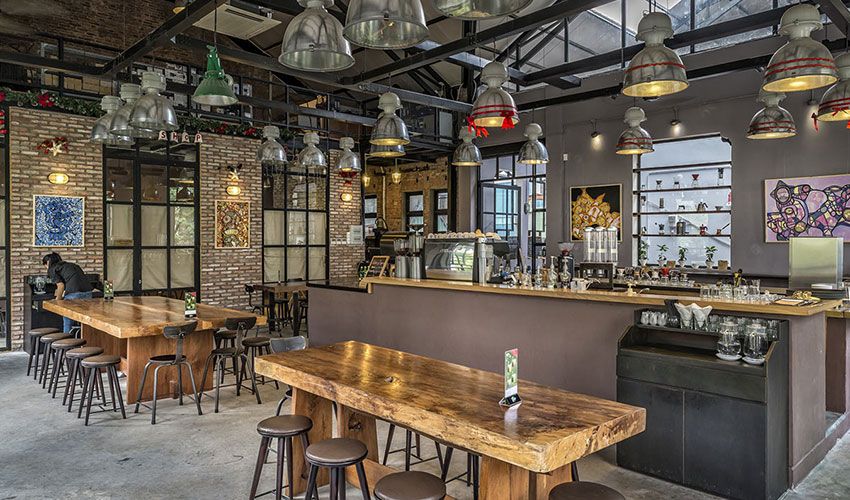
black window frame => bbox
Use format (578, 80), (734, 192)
(404, 191), (425, 231)
(432, 189), (449, 233)
(363, 194), (378, 237)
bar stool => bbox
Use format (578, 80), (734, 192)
(245, 284), (265, 316)
(304, 438), (371, 500)
(248, 415), (314, 500)
(134, 321), (203, 424)
(79, 354), (126, 426)
(240, 317), (278, 393)
(440, 448), (478, 499)
(200, 317), (261, 412)
(48, 337), (87, 398)
(270, 335), (309, 415)
(383, 425), (443, 472)
(64, 346), (104, 411)
(38, 332), (72, 388)
(548, 482), (625, 500)
(374, 471), (446, 500)
(26, 327), (59, 377)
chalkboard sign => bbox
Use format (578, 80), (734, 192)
(365, 255), (389, 278)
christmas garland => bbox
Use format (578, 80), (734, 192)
(0, 88), (295, 142)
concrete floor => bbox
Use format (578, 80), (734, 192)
(0, 350), (848, 499)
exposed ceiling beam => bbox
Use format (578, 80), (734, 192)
(514, 20), (565, 70)
(821, 0), (850, 35)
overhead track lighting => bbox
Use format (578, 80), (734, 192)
(338, 136), (362, 173)
(616, 107), (653, 155)
(279, 0), (355, 72)
(762, 3), (838, 93)
(817, 52), (850, 124)
(452, 128), (482, 166)
(623, 12), (688, 98)
(518, 123), (549, 164)
(470, 61), (518, 130)
(92, 96), (132, 146)
(257, 126), (287, 165)
(370, 144), (405, 158)
(370, 92), (410, 146)
(298, 131), (328, 171)
(747, 91), (796, 140)
(130, 71), (180, 132)
(433, 0), (532, 20)
(343, 0), (428, 49)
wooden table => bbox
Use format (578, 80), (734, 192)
(254, 282), (312, 330)
(255, 341), (646, 499)
(44, 296), (265, 404)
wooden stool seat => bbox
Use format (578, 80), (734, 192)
(249, 415), (315, 500)
(30, 327), (60, 335)
(81, 354), (121, 368)
(47, 338), (87, 397)
(67, 346), (104, 358)
(64, 346), (104, 410)
(215, 329), (238, 340)
(78, 354), (126, 426)
(242, 336), (271, 347)
(27, 328), (61, 378)
(306, 438), (368, 467)
(548, 481), (625, 500)
(52, 338), (86, 350)
(38, 333), (73, 388)
(257, 415), (313, 437)
(375, 471), (447, 500)
(41, 332), (72, 343)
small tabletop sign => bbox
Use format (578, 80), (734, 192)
(103, 280), (114, 301)
(184, 292), (197, 318)
(500, 348), (522, 408)
(365, 255), (390, 278)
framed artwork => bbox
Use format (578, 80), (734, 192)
(569, 184), (622, 241)
(215, 200), (251, 248)
(33, 195), (85, 247)
(764, 174), (850, 243)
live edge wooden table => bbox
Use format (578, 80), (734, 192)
(254, 341), (646, 499)
(44, 296), (265, 404)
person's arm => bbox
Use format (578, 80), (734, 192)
(54, 282), (65, 300)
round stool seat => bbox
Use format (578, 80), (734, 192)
(257, 415), (313, 437)
(30, 327), (60, 337)
(52, 338), (86, 350)
(67, 346), (104, 359)
(242, 336), (270, 347)
(215, 329), (238, 340)
(548, 482), (625, 500)
(374, 471), (447, 500)
(149, 354), (186, 364)
(41, 332), (72, 344)
(306, 438), (368, 466)
(80, 354), (121, 368)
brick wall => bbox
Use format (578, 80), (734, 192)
(364, 158), (449, 233)
(328, 150), (364, 279)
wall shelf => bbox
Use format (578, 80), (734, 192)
(634, 234), (731, 238)
(636, 210), (731, 216)
(633, 185), (732, 194)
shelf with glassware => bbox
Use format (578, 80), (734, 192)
(633, 164), (732, 268)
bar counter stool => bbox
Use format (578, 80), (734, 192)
(270, 335), (308, 416)
(374, 471), (446, 500)
(64, 346), (104, 411)
(26, 327), (59, 377)
(38, 332), (72, 388)
(134, 321), (203, 424)
(200, 317), (261, 412)
(248, 415), (315, 500)
(79, 354), (126, 426)
(304, 438), (371, 500)
(48, 337), (87, 398)
(241, 317), (277, 393)
(548, 482), (625, 500)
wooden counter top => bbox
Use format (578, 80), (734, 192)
(362, 277), (840, 317)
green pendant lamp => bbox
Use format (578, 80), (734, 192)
(192, 2), (238, 106)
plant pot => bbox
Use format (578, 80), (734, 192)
(678, 260), (686, 267)
(705, 260), (714, 269)
(639, 259), (647, 266)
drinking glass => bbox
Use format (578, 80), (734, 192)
(733, 286), (747, 301)
(745, 324), (768, 360)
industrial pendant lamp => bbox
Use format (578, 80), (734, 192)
(623, 12), (688, 98)
(130, 71), (180, 132)
(370, 143), (405, 158)
(763, 3), (838, 93)
(111, 83), (158, 139)
(370, 92), (410, 146)
(298, 131), (328, 171)
(193, 4), (238, 106)
(616, 107), (654, 155)
(343, 0), (428, 49)
(338, 137), (362, 173)
(279, 0), (354, 72)
(747, 91), (796, 140)
(257, 126), (287, 164)
(817, 53), (850, 123)
(470, 61), (518, 129)
(92, 96), (132, 145)
(518, 123), (549, 164)
(434, 0), (532, 20)
(452, 128), (481, 166)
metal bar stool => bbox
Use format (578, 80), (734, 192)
(245, 284), (265, 316)
(48, 337), (87, 398)
(304, 438), (371, 500)
(38, 332), (72, 388)
(374, 471), (446, 500)
(382, 425), (443, 472)
(26, 327), (59, 377)
(64, 346), (104, 411)
(133, 321), (203, 424)
(248, 415), (316, 500)
(199, 317), (261, 412)
(270, 335), (309, 416)
(440, 448), (478, 499)
(79, 354), (126, 426)
(241, 317), (277, 394)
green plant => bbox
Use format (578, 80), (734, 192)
(657, 244), (668, 261)
(705, 245), (717, 262)
(678, 246), (687, 262)
(638, 240), (648, 261)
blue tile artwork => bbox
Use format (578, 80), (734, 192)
(33, 195), (85, 247)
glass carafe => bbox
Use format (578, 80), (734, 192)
(745, 324), (768, 361)
(717, 320), (741, 359)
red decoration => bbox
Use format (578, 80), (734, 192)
(466, 116), (489, 138)
(0, 92), (5, 103)
(36, 136), (69, 156)
(36, 92), (55, 108)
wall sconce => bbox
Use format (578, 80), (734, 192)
(48, 172), (69, 185)
(362, 172), (371, 188)
(391, 170), (402, 184)
(340, 192), (354, 202)
(226, 185), (242, 196)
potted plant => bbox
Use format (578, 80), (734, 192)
(705, 245), (717, 268)
(677, 246), (688, 267)
(657, 244), (668, 266)
(638, 240), (648, 266)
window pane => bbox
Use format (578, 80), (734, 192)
(142, 249), (167, 289)
(407, 193), (424, 212)
(0, 200), (5, 247)
(170, 166), (195, 203)
(141, 205), (167, 246)
(437, 214), (448, 232)
(170, 143), (198, 162)
(264, 175), (286, 209)
(264, 210), (284, 246)
(480, 158), (497, 180)
(365, 217), (377, 236)
(107, 204), (134, 246)
(364, 196), (377, 214)
(171, 206), (194, 246)
(107, 249), (133, 292)
(288, 174), (308, 209)
(309, 247), (326, 280)
(436, 191), (448, 210)
(309, 176), (327, 210)
(641, 135), (731, 168)
(288, 212), (306, 245)
(309, 212), (327, 245)
(106, 158), (133, 202)
(264, 247), (285, 282)
(287, 247), (306, 281)
(140, 164), (167, 203)
(408, 216), (424, 227)
(170, 249), (194, 288)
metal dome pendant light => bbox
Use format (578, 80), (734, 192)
(111, 83), (157, 139)
(257, 126), (287, 164)
(298, 131), (328, 172)
(370, 143), (405, 158)
(370, 92), (410, 146)
(470, 61), (518, 130)
(130, 71), (180, 132)
(279, 0), (354, 72)
(518, 123), (549, 164)
(343, 0), (428, 49)
(92, 96), (132, 145)
(623, 12), (688, 98)
(817, 52), (850, 124)
(452, 128), (481, 166)
(338, 137), (362, 173)
(193, 4), (238, 106)
(434, 0), (532, 20)
(747, 91), (796, 140)
(616, 107), (654, 155)
(763, 3), (838, 93)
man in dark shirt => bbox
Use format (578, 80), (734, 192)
(43, 252), (93, 333)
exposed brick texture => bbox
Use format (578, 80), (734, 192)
(328, 149), (364, 279)
(364, 158), (449, 233)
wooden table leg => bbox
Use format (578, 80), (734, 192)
(291, 388), (333, 493)
(479, 456), (572, 500)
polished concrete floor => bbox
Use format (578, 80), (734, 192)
(0, 350), (848, 499)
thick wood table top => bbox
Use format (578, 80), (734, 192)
(362, 277), (841, 317)
(44, 296), (265, 339)
(255, 341), (646, 473)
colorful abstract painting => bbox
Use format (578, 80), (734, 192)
(764, 174), (850, 242)
(33, 195), (85, 247)
(215, 200), (250, 248)
(570, 184), (622, 241)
